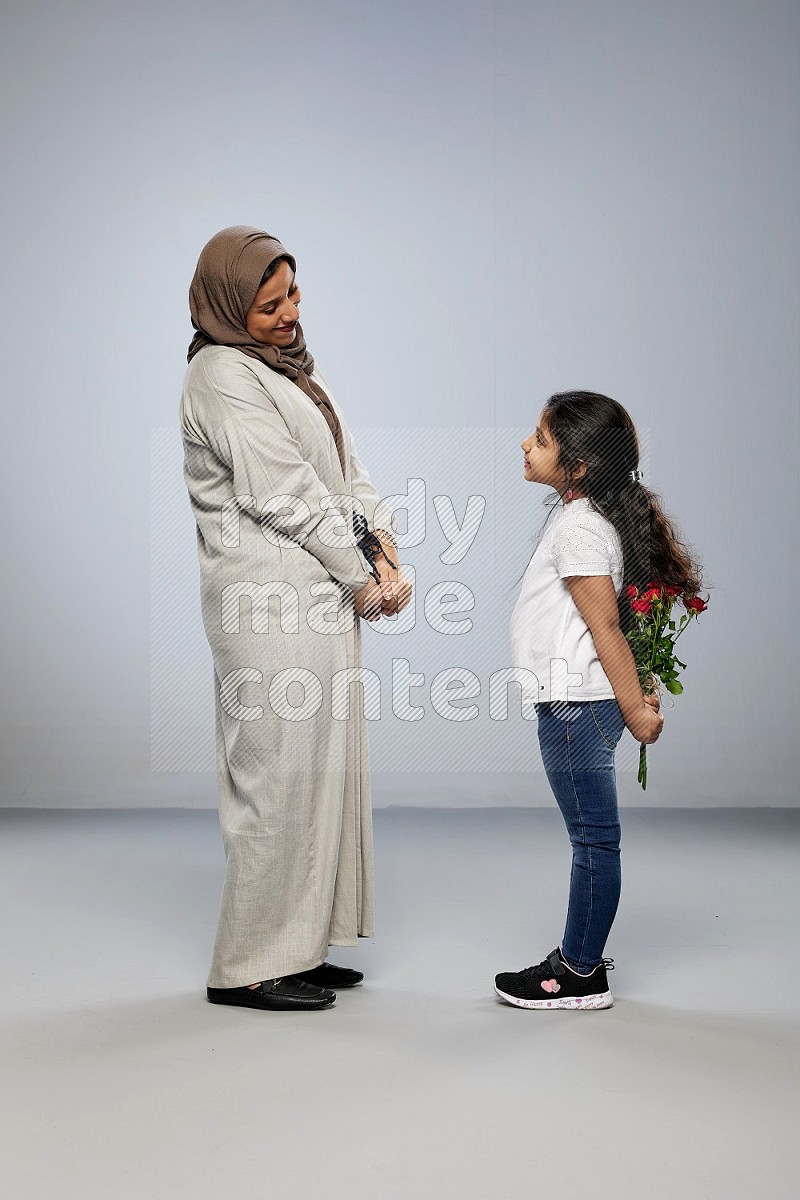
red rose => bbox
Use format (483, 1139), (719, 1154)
(631, 597), (653, 615)
(664, 585), (681, 597)
(642, 587), (662, 602)
(626, 584), (638, 598)
(685, 596), (708, 613)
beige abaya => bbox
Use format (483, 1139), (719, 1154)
(179, 344), (387, 988)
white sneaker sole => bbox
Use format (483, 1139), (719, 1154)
(494, 985), (614, 1010)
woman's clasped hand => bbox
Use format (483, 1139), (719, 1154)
(353, 534), (413, 622)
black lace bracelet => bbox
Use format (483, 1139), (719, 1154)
(352, 512), (397, 578)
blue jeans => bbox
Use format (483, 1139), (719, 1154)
(535, 699), (626, 971)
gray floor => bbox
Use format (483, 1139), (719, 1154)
(1, 807), (798, 1199)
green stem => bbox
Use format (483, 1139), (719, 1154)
(638, 603), (665, 792)
(647, 603), (663, 679)
(672, 611), (695, 644)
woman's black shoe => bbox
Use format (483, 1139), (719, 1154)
(206, 976), (336, 1010)
(293, 961), (364, 989)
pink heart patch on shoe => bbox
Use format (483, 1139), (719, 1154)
(540, 979), (560, 994)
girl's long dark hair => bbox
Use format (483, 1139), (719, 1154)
(524, 392), (704, 633)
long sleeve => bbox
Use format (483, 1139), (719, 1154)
(347, 426), (396, 534)
(311, 366), (398, 539)
(192, 354), (374, 593)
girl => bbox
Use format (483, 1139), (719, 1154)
(495, 391), (703, 1010)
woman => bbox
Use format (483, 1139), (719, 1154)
(180, 226), (411, 1011)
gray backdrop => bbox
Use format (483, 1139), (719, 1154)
(1, 0), (798, 807)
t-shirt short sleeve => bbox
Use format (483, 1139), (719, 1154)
(551, 513), (620, 580)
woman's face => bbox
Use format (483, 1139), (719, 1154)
(245, 259), (303, 347)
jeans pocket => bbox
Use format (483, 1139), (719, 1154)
(588, 701), (624, 749)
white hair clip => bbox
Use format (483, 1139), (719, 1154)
(629, 468), (643, 483)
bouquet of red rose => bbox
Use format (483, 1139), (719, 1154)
(624, 583), (708, 789)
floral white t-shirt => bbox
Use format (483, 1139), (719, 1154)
(509, 498), (624, 702)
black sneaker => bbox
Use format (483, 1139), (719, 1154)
(494, 947), (614, 1010)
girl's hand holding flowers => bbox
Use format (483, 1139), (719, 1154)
(625, 582), (708, 788)
(630, 697), (665, 745)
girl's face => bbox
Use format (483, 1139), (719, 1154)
(521, 410), (585, 496)
(245, 259), (303, 346)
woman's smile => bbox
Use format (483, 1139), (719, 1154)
(244, 261), (303, 345)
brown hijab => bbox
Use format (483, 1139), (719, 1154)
(187, 225), (347, 474)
